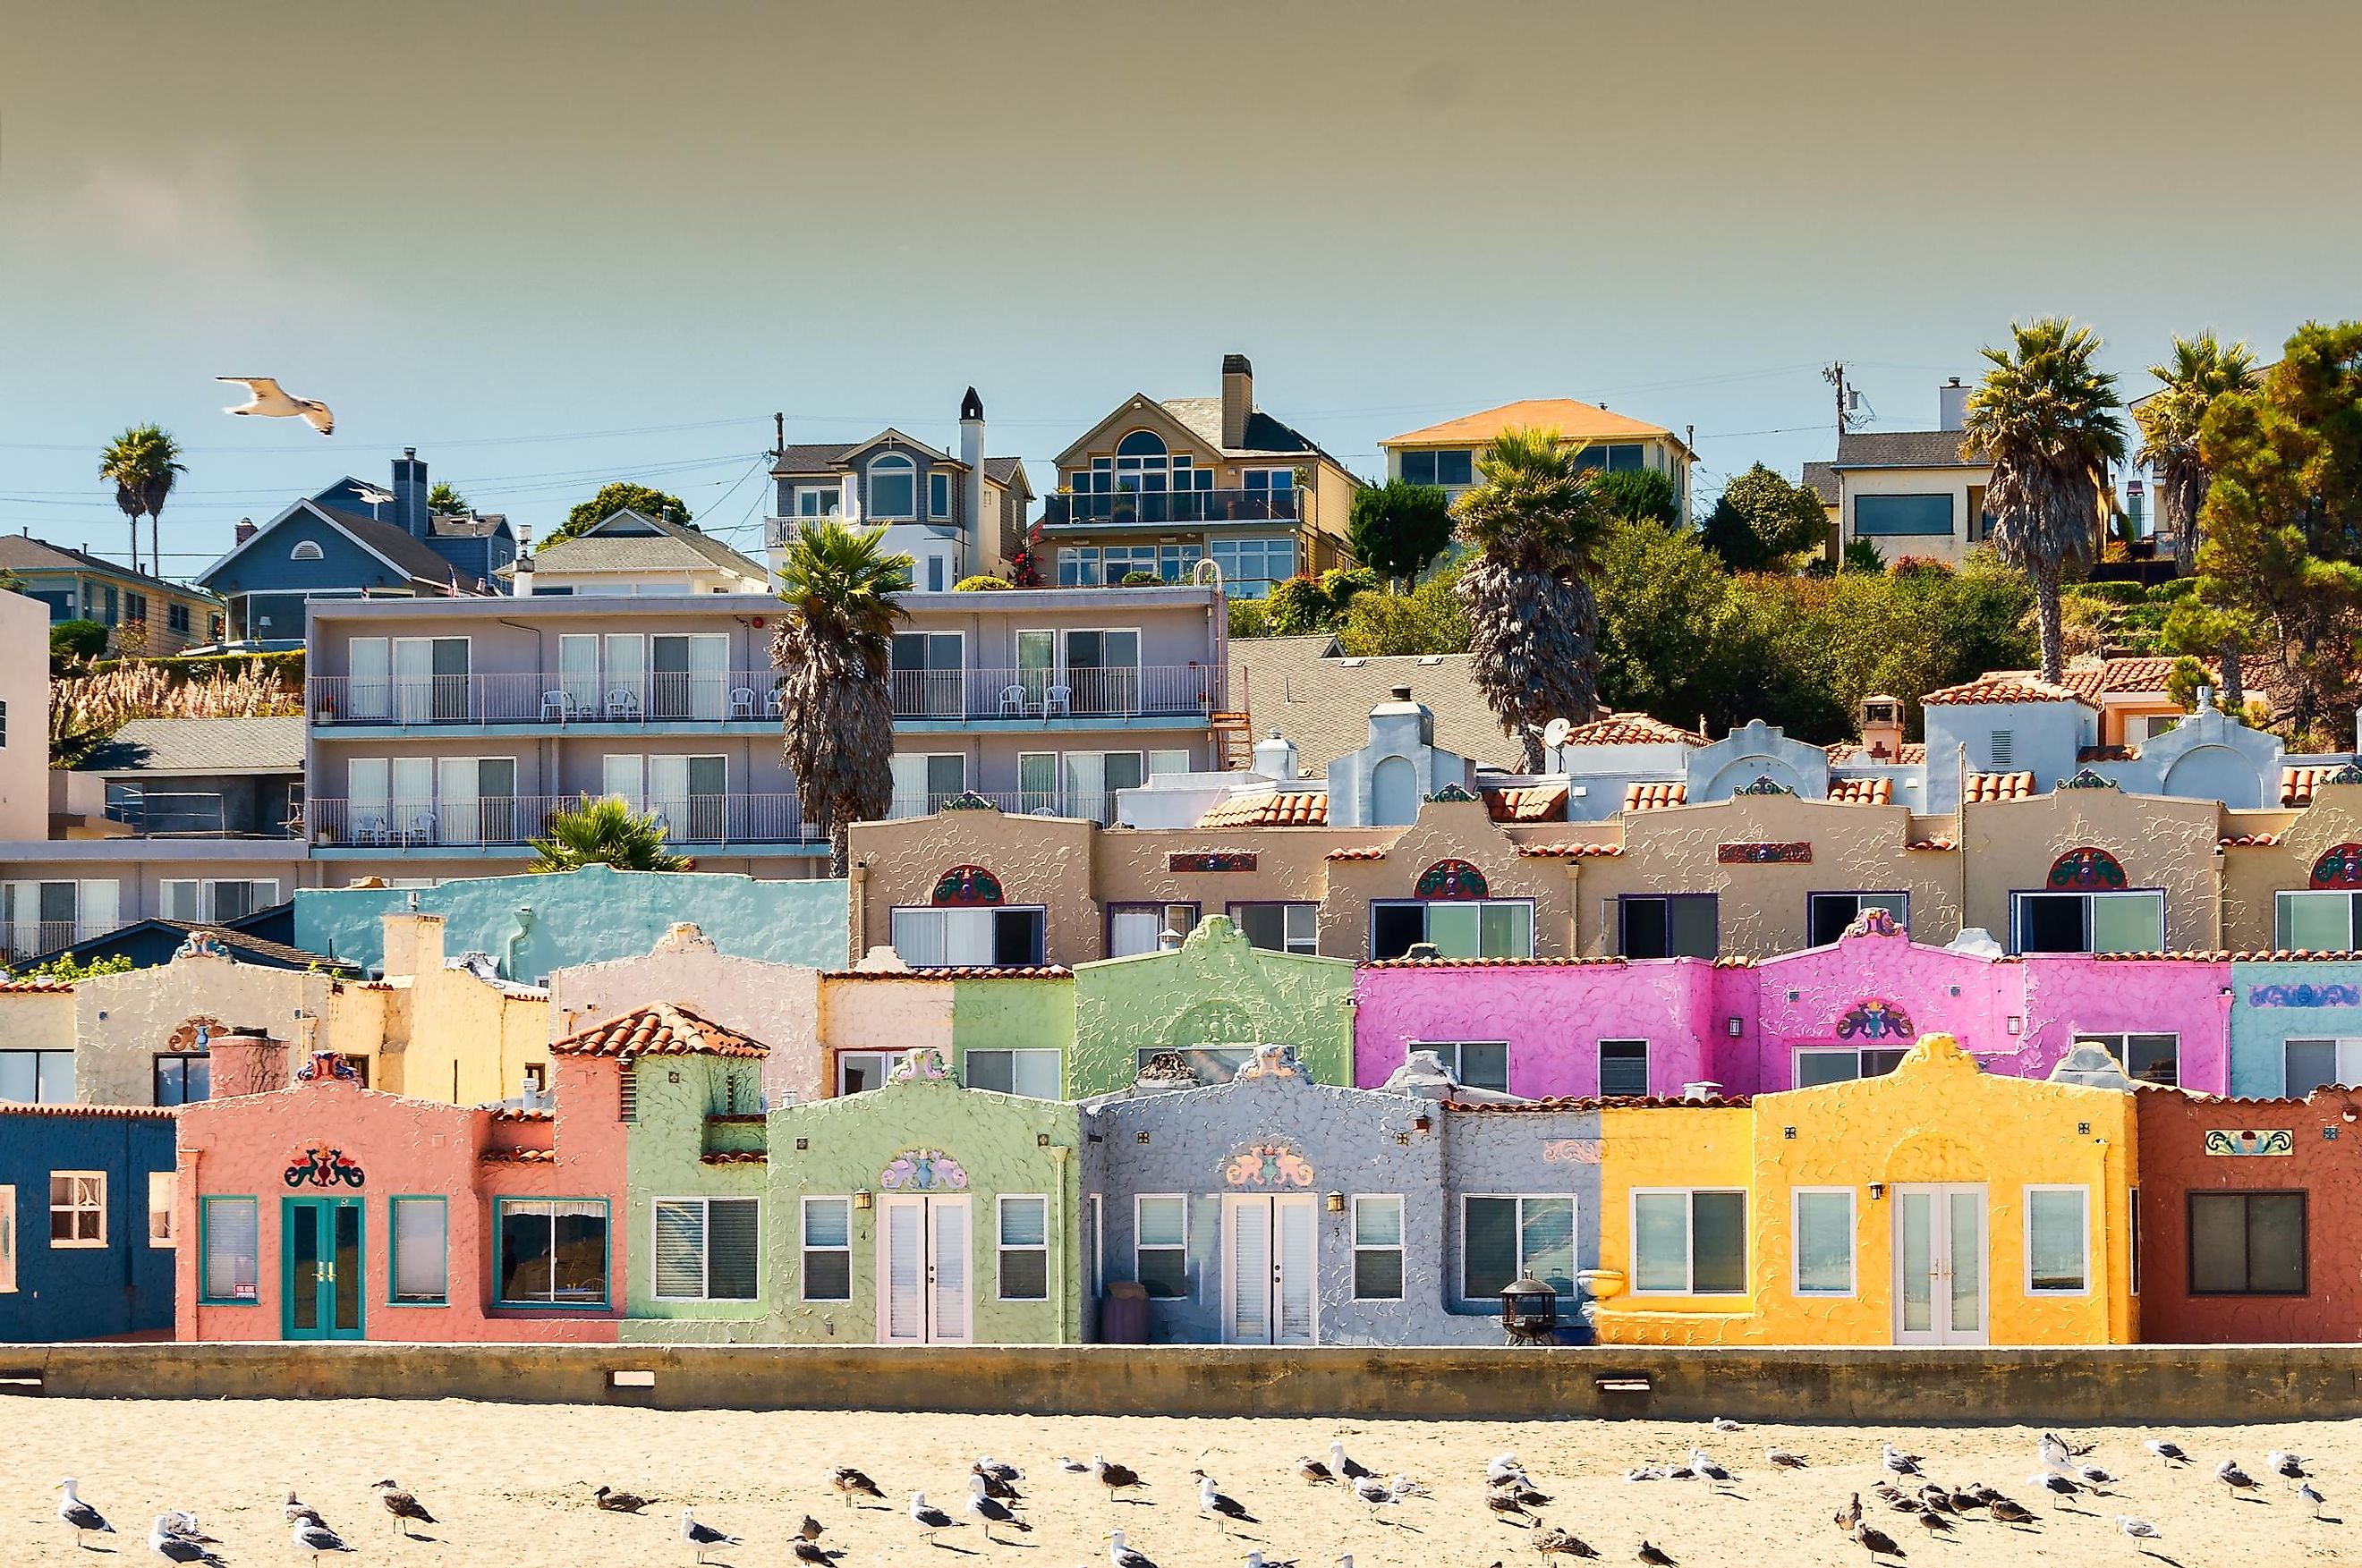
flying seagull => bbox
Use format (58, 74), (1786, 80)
(374, 1479), (437, 1537)
(58, 1478), (115, 1548)
(218, 377), (335, 436)
(683, 1508), (742, 1564)
(292, 1515), (356, 1564)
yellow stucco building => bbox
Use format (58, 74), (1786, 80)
(1592, 1034), (2137, 1346)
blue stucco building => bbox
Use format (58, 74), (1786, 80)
(0, 1106), (178, 1342)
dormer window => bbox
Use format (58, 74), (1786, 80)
(930, 471), (952, 520)
(868, 453), (915, 520)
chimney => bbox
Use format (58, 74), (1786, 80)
(513, 530), (534, 597)
(1938, 377), (1969, 433)
(1858, 694), (1904, 761)
(234, 518), (258, 546)
(380, 911), (446, 980)
(1220, 354), (1253, 450)
(1252, 728), (1299, 782)
(391, 447), (429, 538)
(959, 386), (987, 579)
(208, 1030), (288, 1099)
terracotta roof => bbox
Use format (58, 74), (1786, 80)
(1199, 791), (1328, 828)
(1564, 712), (1707, 747)
(2284, 766), (2341, 808)
(1963, 770), (2037, 802)
(550, 1001), (768, 1061)
(1623, 781), (1687, 813)
(1384, 399), (1682, 450)
(488, 1107), (553, 1123)
(1515, 842), (1624, 859)
(1826, 776), (1894, 806)
(1325, 847), (1390, 861)
(700, 1151), (769, 1165)
(1712, 955), (1759, 968)
(1363, 955), (1627, 970)
(1484, 784), (1568, 823)
(1921, 676), (2095, 708)
(1446, 1092), (1751, 1112)
(2099, 948), (2362, 962)
(2079, 745), (2140, 763)
(2058, 656), (2207, 699)
(820, 966), (1072, 980)
(0, 1102), (175, 1120)
(0, 977), (77, 994)
(2220, 833), (2285, 848)
(480, 1147), (556, 1164)
(1905, 837), (1958, 852)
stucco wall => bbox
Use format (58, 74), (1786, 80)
(1320, 799), (1577, 957)
(0, 1108), (177, 1342)
(1069, 918), (1353, 1097)
(950, 974), (1075, 1079)
(2227, 959), (2362, 1097)
(72, 954), (348, 1107)
(1440, 1103), (1604, 1322)
(1960, 792), (2224, 953)
(552, 936), (823, 1106)
(622, 1051), (769, 1327)
(0, 987), (76, 1060)
(1353, 959), (1712, 1098)
(820, 974), (956, 1093)
(853, 811), (1098, 964)
(2221, 787), (2362, 950)
(378, 917), (550, 1106)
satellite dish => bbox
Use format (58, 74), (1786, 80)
(1542, 717), (1573, 750)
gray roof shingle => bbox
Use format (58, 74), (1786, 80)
(1160, 398), (1333, 462)
(520, 510), (767, 581)
(1228, 635), (1524, 775)
(0, 535), (217, 597)
(1832, 429), (1987, 470)
(72, 716), (306, 776)
(316, 505), (481, 586)
(1799, 461), (1839, 505)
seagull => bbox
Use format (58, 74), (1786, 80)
(285, 1492), (327, 1527)
(1330, 1442), (1374, 1481)
(350, 482), (396, 509)
(1914, 1509), (1953, 1537)
(794, 1542), (842, 1567)
(1636, 1542), (1678, 1567)
(218, 377), (335, 436)
(1489, 1454), (1527, 1484)
(1109, 1529), (1157, 1568)
(683, 1508), (742, 1564)
(1243, 1555), (1299, 1568)
(2030, 1471), (2081, 1497)
(2075, 1462), (2118, 1488)
(375, 1479), (437, 1537)
(293, 1515), (356, 1564)
(1534, 1526), (1600, 1559)
(1687, 1448), (1735, 1487)
(1710, 1417), (1743, 1433)
(969, 1475), (1033, 1542)
(1767, 1447), (1809, 1470)
(597, 1485), (654, 1513)
(58, 1479), (115, 1548)
(798, 1515), (826, 1542)
(2145, 1440), (2189, 1466)
(1849, 1521), (1906, 1564)
(1882, 1445), (1924, 1479)
(1196, 1474), (1257, 1530)
(2271, 1451), (2311, 1485)
(1352, 1474), (1403, 1521)
(1945, 1487), (1984, 1513)
(162, 1513), (219, 1544)
(2218, 1459), (2262, 1498)
(2299, 1481), (2327, 1518)
(911, 1493), (964, 1548)
(832, 1466), (887, 1507)
(1296, 1456), (1337, 1486)
(1916, 1487), (1956, 1516)
(1489, 1490), (1535, 1526)
(148, 1515), (225, 1566)
(2116, 1515), (2162, 1546)
(979, 1457), (1026, 1484)
(1094, 1455), (1148, 1503)
(1837, 1494), (1863, 1532)
(2041, 1432), (2095, 1461)
(1624, 1466), (1668, 1483)
(1494, 1476), (1552, 1507)
(1389, 1473), (1431, 1498)
(974, 1464), (1024, 1503)
(1988, 1496), (2040, 1527)
(1058, 1457), (1092, 1475)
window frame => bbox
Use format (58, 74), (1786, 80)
(2075, 1031), (2181, 1088)
(1457, 1192), (1577, 1305)
(866, 453), (917, 521)
(1617, 893), (1720, 959)
(1228, 900), (1318, 955)
(1351, 1194), (1406, 1301)
(2274, 888), (2362, 951)
(1805, 891), (1909, 948)
(492, 1196), (612, 1309)
(147, 1170), (177, 1249)
(387, 1194), (450, 1307)
(2009, 888), (2166, 955)
(1598, 1038), (1651, 1098)
(800, 1195), (854, 1301)
(1414, 1041), (1510, 1093)
(198, 1194), (259, 1305)
(1628, 1187), (1748, 1296)
(2023, 1184), (2092, 1296)
(1790, 1187), (1856, 1297)
(1107, 901), (1200, 958)
(650, 1195), (762, 1304)
(996, 1193), (1050, 1302)
(1791, 1047), (1908, 1089)
(48, 1170), (106, 1249)
(0, 1047), (76, 1105)
(1134, 1193), (1189, 1299)
(929, 470), (953, 520)
(2283, 1036), (2362, 1097)
(835, 1051), (896, 1096)
(887, 904), (1049, 969)
(1852, 492), (1957, 538)
(2187, 1190), (2307, 1297)
(153, 1053), (210, 1106)
(960, 1047), (1063, 1099)
(1368, 897), (1536, 961)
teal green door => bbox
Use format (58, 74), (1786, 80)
(282, 1199), (365, 1340)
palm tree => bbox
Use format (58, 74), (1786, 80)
(772, 522), (910, 877)
(98, 425), (185, 578)
(2135, 333), (2258, 575)
(1960, 319), (2127, 683)
(1451, 427), (1610, 770)
(527, 794), (689, 873)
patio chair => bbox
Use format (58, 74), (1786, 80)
(354, 812), (390, 846)
(1042, 682), (1073, 717)
(998, 683), (1028, 716)
(764, 687), (785, 718)
(605, 687), (642, 721)
(728, 686), (758, 719)
(540, 689), (575, 723)
(409, 809), (438, 845)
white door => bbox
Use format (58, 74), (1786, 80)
(1892, 1184), (1987, 1345)
(438, 758), (480, 843)
(879, 1195), (972, 1344)
(1224, 1194), (1316, 1345)
(390, 758), (435, 843)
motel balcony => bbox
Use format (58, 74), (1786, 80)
(1040, 487), (1302, 530)
(306, 792), (820, 852)
(308, 672), (788, 729)
(887, 665), (1221, 722)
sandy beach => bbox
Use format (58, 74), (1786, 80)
(2, 1397), (2350, 1566)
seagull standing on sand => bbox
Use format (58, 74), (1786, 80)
(1094, 1455), (1149, 1503)
(217, 377), (336, 436)
(58, 1479), (115, 1549)
(1636, 1542), (1678, 1567)
(832, 1466), (888, 1507)
(1489, 1490), (1535, 1527)
(2300, 1481), (2327, 1518)
(1882, 1445), (1924, 1479)
(1848, 1521), (1906, 1564)
(1687, 1449), (1735, 1487)
(1710, 1417), (1742, 1433)
(2271, 1452), (2312, 1487)
(1488, 1454), (1526, 1485)
(1244, 1555), (1299, 1568)
(293, 1516), (356, 1564)
(375, 1479), (437, 1537)
(968, 1475), (1033, 1543)
(979, 1457), (1025, 1485)
(148, 1515), (225, 1566)
(1296, 1456), (1337, 1486)
(2218, 1459), (2263, 1499)
(974, 1464), (1024, 1503)
(1109, 1530), (1158, 1568)
(2144, 1440), (2188, 1466)
(1352, 1475), (1404, 1524)
(1534, 1525), (1601, 1559)
(911, 1493), (964, 1548)
(1330, 1442), (1374, 1481)
(1058, 1457), (1092, 1475)
(683, 1508), (742, 1564)
(2116, 1516), (2162, 1546)
(1196, 1473), (1258, 1530)
(799, 1514), (826, 1543)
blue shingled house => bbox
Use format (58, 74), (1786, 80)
(0, 1105), (178, 1342)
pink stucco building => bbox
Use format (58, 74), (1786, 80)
(1353, 922), (2230, 1098)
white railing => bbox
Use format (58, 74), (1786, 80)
(890, 665), (1219, 720)
(308, 793), (819, 848)
(309, 673), (786, 726)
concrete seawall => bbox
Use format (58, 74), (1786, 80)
(10, 1343), (2362, 1423)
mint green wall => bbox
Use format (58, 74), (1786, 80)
(951, 974), (1075, 1081)
(621, 1053), (769, 1327)
(1067, 917), (1355, 1097)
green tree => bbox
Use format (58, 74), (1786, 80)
(2193, 322), (2362, 745)
(50, 620), (110, 667)
(1592, 515), (1744, 728)
(1453, 428), (1610, 769)
(548, 481), (694, 548)
(1701, 463), (1828, 571)
(10, 951), (135, 982)
(1590, 466), (1679, 525)
(2135, 332), (2259, 575)
(1961, 318), (2127, 682)
(98, 424), (184, 576)
(427, 481), (472, 518)
(1336, 564), (1472, 657)
(1347, 479), (1455, 586)
(772, 522), (910, 876)
(528, 795), (690, 873)
(1263, 575), (1336, 636)
(2159, 598), (2258, 710)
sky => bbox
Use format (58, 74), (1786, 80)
(4, 1), (2358, 579)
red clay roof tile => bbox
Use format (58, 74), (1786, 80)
(1622, 781), (1687, 812)
(549, 1001), (768, 1061)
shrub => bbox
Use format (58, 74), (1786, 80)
(1888, 555), (1955, 582)
(50, 620), (108, 665)
(1119, 571), (1161, 586)
(2067, 579), (2147, 606)
(1840, 537), (1885, 574)
(1227, 598), (1270, 639)
(1263, 575), (1336, 636)
(2145, 577), (2198, 603)
(953, 575), (1010, 591)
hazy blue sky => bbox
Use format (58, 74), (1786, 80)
(4, 1), (2357, 575)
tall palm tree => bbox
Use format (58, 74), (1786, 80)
(2135, 332), (2259, 575)
(1451, 427), (1610, 770)
(528, 794), (689, 873)
(1960, 319), (2127, 683)
(98, 425), (185, 578)
(772, 522), (910, 877)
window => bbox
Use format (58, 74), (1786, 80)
(835, 1052), (895, 1095)
(1571, 442), (1647, 473)
(1631, 1190), (1746, 1294)
(1806, 893), (1908, 947)
(494, 1199), (609, 1306)
(200, 1196), (259, 1302)
(868, 454), (916, 520)
(963, 1048), (1062, 1099)
(1109, 903), (1198, 958)
(390, 1197), (449, 1304)
(1209, 538), (1296, 598)
(1418, 1042), (1509, 1092)
(1239, 468), (1297, 513)
(653, 1197), (760, 1301)
(1854, 494), (1956, 537)
(1370, 900), (1534, 961)
(147, 1171), (176, 1248)
(889, 906), (1047, 968)
(0, 1186), (13, 1293)
(1792, 1189), (1855, 1295)
(2276, 890), (2362, 950)
(2081, 1033), (2179, 1088)
(998, 1196), (1049, 1301)
(166, 603), (191, 635)
(1134, 1195), (1188, 1298)
(49, 1172), (105, 1247)
(1599, 1040), (1651, 1098)
(930, 470), (952, 519)
(1398, 450), (1474, 488)
(1063, 750), (1145, 824)
(1353, 1196), (1405, 1300)
(2283, 1038), (2362, 1096)
(2013, 891), (2164, 954)
(888, 753), (967, 816)
(1102, 543), (1201, 582)
(153, 1055), (209, 1106)
(2189, 1191), (2305, 1295)
(1230, 902), (1317, 955)
(1461, 1195), (1575, 1301)
(802, 1198), (852, 1301)
(1619, 894), (1718, 959)
(160, 879), (281, 924)
(1058, 547), (1103, 588)
(2025, 1187), (2089, 1293)
(0, 1049), (74, 1105)
(123, 591), (147, 623)
(1793, 1048), (1907, 1089)
(289, 540), (326, 561)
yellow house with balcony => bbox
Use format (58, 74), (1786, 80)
(1381, 399), (1697, 523)
(1590, 1034), (2137, 1346)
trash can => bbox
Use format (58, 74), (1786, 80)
(1098, 1280), (1150, 1343)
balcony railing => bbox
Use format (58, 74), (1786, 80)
(886, 789), (1130, 825)
(1041, 488), (1302, 529)
(309, 792), (819, 849)
(310, 673), (786, 727)
(890, 665), (1219, 720)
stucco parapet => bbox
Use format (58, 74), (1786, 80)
(1357, 955), (1629, 970)
(0, 1102), (176, 1121)
(2108, 949), (2362, 962)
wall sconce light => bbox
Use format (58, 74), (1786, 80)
(853, 1189), (873, 1211)
(1136, 1131), (1151, 1145)
(1037, 1132), (1051, 1148)
(1782, 1126), (1797, 1140)
(1725, 1017), (1744, 1038)
(1866, 1182), (1885, 1200)
(1325, 1191), (1346, 1214)
(2005, 1016), (2023, 1036)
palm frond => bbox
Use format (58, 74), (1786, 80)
(527, 794), (690, 873)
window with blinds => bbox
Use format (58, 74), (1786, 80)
(653, 1198), (760, 1301)
(390, 1198), (449, 1304)
(201, 1196), (259, 1302)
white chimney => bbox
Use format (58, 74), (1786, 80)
(1252, 729), (1298, 781)
(959, 386), (986, 579)
(1938, 377), (1970, 432)
(513, 531), (534, 597)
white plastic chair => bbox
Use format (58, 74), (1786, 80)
(354, 812), (389, 846)
(764, 688), (785, 718)
(409, 809), (438, 845)
(728, 686), (757, 719)
(1043, 682), (1073, 717)
(998, 683), (1027, 716)
(606, 687), (641, 721)
(540, 690), (572, 723)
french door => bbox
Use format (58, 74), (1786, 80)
(1892, 1183), (1986, 1344)
(1224, 1194), (1316, 1345)
(879, 1195), (971, 1343)
(282, 1198), (365, 1341)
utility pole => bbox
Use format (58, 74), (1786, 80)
(1823, 363), (1852, 436)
